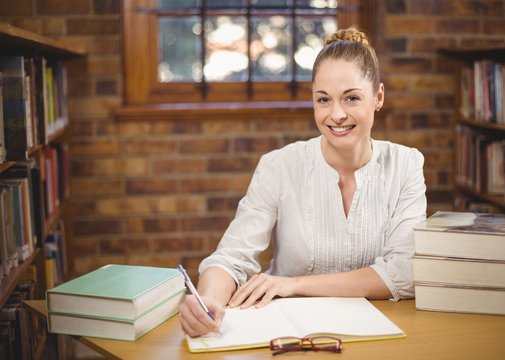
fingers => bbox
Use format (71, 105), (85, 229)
(229, 274), (280, 309)
(178, 295), (223, 337)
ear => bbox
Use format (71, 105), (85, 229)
(375, 83), (385, 111)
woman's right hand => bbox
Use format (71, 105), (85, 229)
(178, 294), (225, 337)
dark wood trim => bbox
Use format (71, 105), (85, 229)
(115, 101), (314, 121)
(0, 21), (86, 58)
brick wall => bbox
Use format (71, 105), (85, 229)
(2, 0), (505, 278)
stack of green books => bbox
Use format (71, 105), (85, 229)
(46, 264), (186, 341)
(413, 211), (505, 315)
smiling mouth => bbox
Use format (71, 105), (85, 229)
(328, 125), (355, 133)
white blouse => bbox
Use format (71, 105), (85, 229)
(199, 136), (427, 300)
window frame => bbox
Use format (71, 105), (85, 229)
(121, 0), (374, 108)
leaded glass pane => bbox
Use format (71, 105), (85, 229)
(207, 0), (245, 8)
(204, 16), (248, 81)
(295, 16), (336, 80)
(296, 0), (338, 8)
(159, 17), (202, 82)
(251, 0), (289, 7)
(159, 0), (198, 10)
(250, 16), (291, 81)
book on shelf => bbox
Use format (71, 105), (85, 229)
(0, 72), (6, 163)
(456, 127), (505, 194)
(462, 59), (505, 124)
(185, 297), (405, 353)
(42, 144), (68, 218)
(0, 267), (42, 360)
(413, 255), (505, 288)
(44, 219), (67, 287)
(46, 264), (186, 341)
(0, 56), (29, 161)
(48, 290), (185, 341)
(0, 178), (36, 261)
(414, 283), (505, 316)
(2, 161), (43, 248)
(413, 211), (505, 261)
(0, 185), (18, 275)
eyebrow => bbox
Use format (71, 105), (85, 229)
(314, 88), (362, 95)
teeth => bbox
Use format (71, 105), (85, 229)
(329, 125), (353, 133)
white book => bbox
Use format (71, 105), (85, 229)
(186, 297), (405, 353)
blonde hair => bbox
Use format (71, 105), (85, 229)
(312, 26), (380, 92)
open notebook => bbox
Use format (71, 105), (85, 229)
(186, 297), (405, 353)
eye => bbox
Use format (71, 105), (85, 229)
(316, 97), (330, 104)
(345, 95), (360, 102)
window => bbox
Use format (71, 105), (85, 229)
(122, 0), (372, 106)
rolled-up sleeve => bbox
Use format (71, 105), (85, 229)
(371, 148), (427, 301)
(199, 152), (280, 285)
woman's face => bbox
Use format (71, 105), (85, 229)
(312, 59), (384, 154)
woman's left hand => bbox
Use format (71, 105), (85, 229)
(228, 273), (295, 309)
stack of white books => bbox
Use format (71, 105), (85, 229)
(413, 211), (505, 315)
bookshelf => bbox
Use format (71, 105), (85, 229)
(439, 47), (505, 213)
(0, 21), (84, 359)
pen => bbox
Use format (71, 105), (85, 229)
(177, 264), (215, 321)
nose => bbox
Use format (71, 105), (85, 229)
(330, 102), (347, 123)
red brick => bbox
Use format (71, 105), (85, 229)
(180, 175), (251, 193)
(37, 0), (90, 14)
(410, 38), (457, 52)
(385, 0), (407, 14)
(180, 216), (231, 232)
(100, 238), (150, 255)
(66, 18), (120, 35)
(126, 179), (177, 195)
(153, 158), (206, 174)
(96, 80), (118, 95)
(180, 138), (229, 154)
(483, 19), (505, 35)
(11, 18), (41, 33)
(451, 0), (504, 16)
(383, 57), (433, 73)
(125, 138), (176, 155)
(71, 139), (121, 156)
(410, 0), (455, 15)
(208, 156), (259, 172)
(385, 16), (433, 34)
(0, 0), (33, 16)
(435, 19), (480, 34)
(67, 78), (94, 97)
(233, 137), (280, 153)
(207, 196), (241, 211)
(74, 219), (123, 236)
(71, 178), (125, 196)
(153, 236), (205, 252)
(94, 0), (120, 14)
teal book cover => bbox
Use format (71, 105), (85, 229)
(47, 264), (186, 320)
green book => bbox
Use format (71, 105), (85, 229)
(48, 289), (186, 341)
(46, 264), (185, 321)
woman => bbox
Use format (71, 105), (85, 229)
(179, 26), (427, 337)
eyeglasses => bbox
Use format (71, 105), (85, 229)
(269, 336), (343, 355)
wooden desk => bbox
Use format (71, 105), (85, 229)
(25, 299), (505, 360)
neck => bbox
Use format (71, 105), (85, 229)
(321, 137), (373, 174)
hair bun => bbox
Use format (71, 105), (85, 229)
(324, 26), (370, 46)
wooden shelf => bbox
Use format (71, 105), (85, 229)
(438, 47), (505, 61)
(459, 118), (505, 132)
(0, 249), (42, 308)
(440, 46), (505, 212)
(0, 21), (85, 58)
(456, 184), (505, 210)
